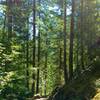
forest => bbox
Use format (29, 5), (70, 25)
(0, 0), (100, 100)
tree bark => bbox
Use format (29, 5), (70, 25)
(7, 0), (12, 53)
(32, 0), (36, 96)
(80, 0), (85, 69)
(26, 18), (29, 90)
(63, 0), (68, 83)
(69, 0), (75, 79)
(36, 0), (41, 94)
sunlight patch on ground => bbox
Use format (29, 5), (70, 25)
(35, 98), (47, 100)
(92, 89), (100, 100)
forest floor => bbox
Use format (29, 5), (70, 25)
(33, 89), (100, 100)
(34, 92), (100, 100)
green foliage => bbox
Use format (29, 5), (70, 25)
(0, 0), (100, 99)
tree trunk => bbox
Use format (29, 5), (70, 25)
(6, 0), (12, 54)
(36, 0), (41, 94)
(32, 0), (36, 96)
(5, 0), (12, 71)
(7, 0), (12, 40)
(26, 18), (29, 90)
(76, 17), (80, 72)
(69, 0), (75, 79)
(80, 0), (84, 69)
(63, 0), (68, 84)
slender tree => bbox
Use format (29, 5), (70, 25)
(32, 0), (36, 96)
(69, 0), (75, 79)
(63, 0), (68, 83)
(36, 0), (41, 94)
(80, 0), (85, 69)
(26, 18), (29, 90)
(76, 15), (81, 72)
(7, 0), (12, 52)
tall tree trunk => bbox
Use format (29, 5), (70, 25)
(80, 0), (84, 69)
(36, 69), (40, 94)
(7, 0), (12, 39)
(32, 0), (36, 96)
(36, 0), (41, 94)
(7, 0), (12, 52)
(5, 0), (12, 71)
(26, 18), (29, 90)
(69, 0), (75, 79)
(63, 0), (68, 84)
(32, 0), (36, 68)
(76, 17), (80, 72)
